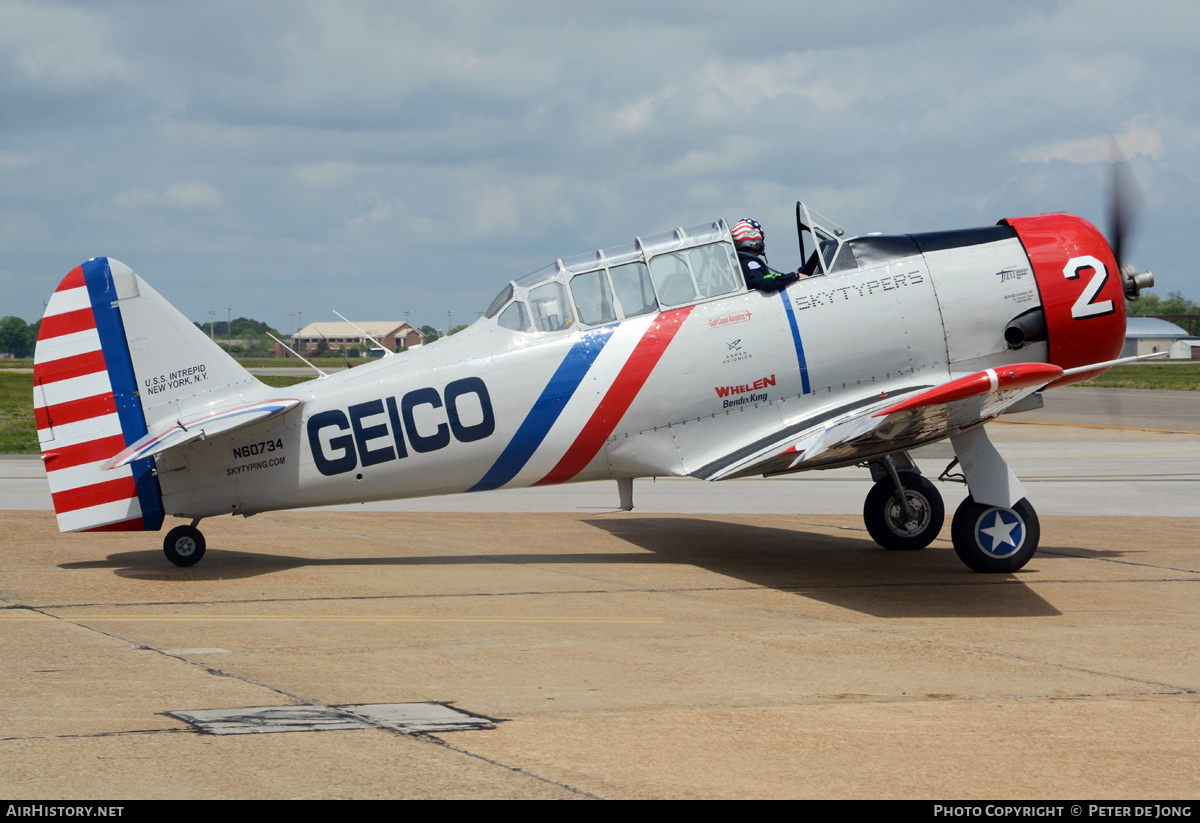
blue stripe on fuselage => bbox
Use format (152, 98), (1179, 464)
(780, 289), (811, 395)
(468, 326), (615, 492)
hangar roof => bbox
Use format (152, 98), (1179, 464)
(1125, 317), (1192, 339)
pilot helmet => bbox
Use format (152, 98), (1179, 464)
(731, 219), (765, 253)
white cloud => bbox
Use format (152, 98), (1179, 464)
(1016, 123), (1166, 165)
(0, 2), (126, 90)
(614, 96), (660, 134)
(346, 195), (392, 229)
(115, 183), (223, 210)
(294, 162), (359, 187)
(166, 183), (223, 209)
(0, 151), (38, 170)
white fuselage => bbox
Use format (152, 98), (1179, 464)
(156, 234), (1044, 520)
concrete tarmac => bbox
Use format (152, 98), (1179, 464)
(1, 389), (1198, 799)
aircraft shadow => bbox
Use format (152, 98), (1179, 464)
(63, 517), (1062, 618)
(582, 517), (1062, 619)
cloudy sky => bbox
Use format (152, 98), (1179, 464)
(3, 0), (1198, 334)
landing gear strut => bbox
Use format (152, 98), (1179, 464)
(862, 457), (944, 551)
(163, 521), (206, 567)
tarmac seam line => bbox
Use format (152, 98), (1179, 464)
(10, 571), (1200, 613)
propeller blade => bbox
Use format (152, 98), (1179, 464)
(1107, 140), (1151, 299)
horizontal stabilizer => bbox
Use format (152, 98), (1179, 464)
(101, 398), (301, 470)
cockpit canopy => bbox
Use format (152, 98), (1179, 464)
(484, 220), (744, 333)
(483, 204), (857, 333)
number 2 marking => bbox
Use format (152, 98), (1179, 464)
(1064, 255), (1114, 319)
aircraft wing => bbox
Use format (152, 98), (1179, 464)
(696, 363), (1064, 481)
(100, 398), (301, 471)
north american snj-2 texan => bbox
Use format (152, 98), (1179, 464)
(32, 193), (1157, 573)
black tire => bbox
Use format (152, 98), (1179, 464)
(950, 496), (1039, 573)
(863, 471), (945, 551)
(163, 525), (206, 567)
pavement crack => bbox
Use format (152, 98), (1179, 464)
(419, 734), (601, 799)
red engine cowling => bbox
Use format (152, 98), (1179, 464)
(1003, 213), (1127, 388)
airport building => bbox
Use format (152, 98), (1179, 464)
(289, 321), (426, 356)
(1122, 317), (1199, 359)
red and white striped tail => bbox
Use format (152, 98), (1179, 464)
(34, 259), (164, 533)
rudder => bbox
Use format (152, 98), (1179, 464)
(34, 257), (261, 533)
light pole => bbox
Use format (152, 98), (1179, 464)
(209, 311), (215, 342)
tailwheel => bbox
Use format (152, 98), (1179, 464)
(163, 524), (206, 567)
(950, 496), (1039, 573)
(863, 471), (945, 551)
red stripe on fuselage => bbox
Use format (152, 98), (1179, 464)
(534, 307), (693, 486)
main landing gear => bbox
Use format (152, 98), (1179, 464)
(163, 520), (206, 567)
(863, 460), (944, 551)
(862, 451), (1040, 573)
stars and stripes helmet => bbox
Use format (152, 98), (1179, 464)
(731, 218), (764, 253)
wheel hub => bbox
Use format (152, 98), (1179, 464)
(974, 508), (1025, 558)
(887, 492), (930, 537)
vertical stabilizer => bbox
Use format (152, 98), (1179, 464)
(34, 258), (261, 533)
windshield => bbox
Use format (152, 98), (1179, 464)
(796, 201), (853, 275)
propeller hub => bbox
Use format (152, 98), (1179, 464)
(1121, 264), (1154, 300)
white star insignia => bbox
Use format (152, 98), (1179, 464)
(980, 511), (1019, 548)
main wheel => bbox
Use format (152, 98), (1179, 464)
(163, 525), (206, 567)
(863, 471), (945, 551)
(950, 496), (1039, 573)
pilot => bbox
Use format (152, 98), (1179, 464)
(732, 218), (802, 292)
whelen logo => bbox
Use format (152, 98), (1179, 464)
(714, 374), (776, 398)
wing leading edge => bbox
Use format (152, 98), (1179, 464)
(698, 363), (1064, 482)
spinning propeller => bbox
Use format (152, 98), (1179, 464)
(1108, 143), (1154, 300)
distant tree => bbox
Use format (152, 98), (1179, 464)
(449, 324), (469, 335)
(1127, 291), (1199, 317)
(347, 346), (361, 358)
(194, 318), (281, 336)
(315, 338), (329, 356)
(0, 316), (36, 358)
(193, 317), (282, 355)
(420, 324), (439, 340)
